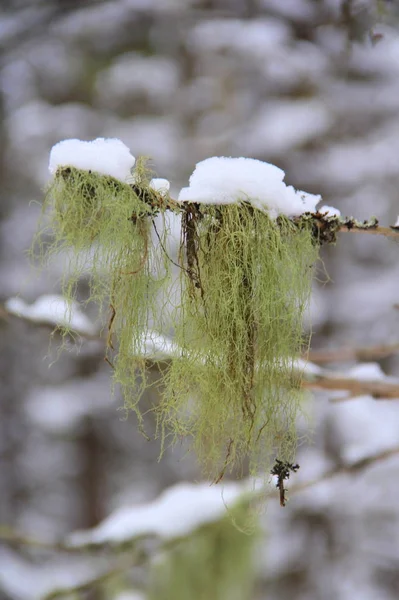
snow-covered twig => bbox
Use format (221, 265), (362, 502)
(1, 296), (99, 340)
(2, 445), (399, 556)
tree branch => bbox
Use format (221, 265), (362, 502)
(308, 342), (399, 364)
(1, 444), (399, 598)
(2, 444), (399, 552)
(42, 559), (142, 600)
(0, 303), (101, 341)
(338, 224), (399, 238)
(302, 372), (399, 400)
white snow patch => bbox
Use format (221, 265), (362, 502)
(49, 138), (135, 182)
(319, 205), (341, 217)
(347, 362), (387, 382)
(189, 18), (290, 59)
(294, 358), (323, 376)
(329, 395), (399, 464)
(96, 53), (179, 108)
(0, 548), (98, 600)
(115, 593), (145, 600)
(241, 100), (332, 156)
(5, 295), (96, 335)
(25, 374), (114, 434)
(178, 156), (321, 217)
(134, 331), (178, 361)
(68, 481), (251, 546)
(149, 178), (170, 195)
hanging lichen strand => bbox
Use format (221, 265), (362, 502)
(161, 203), (319, 480)
(34, 164), (171, 423)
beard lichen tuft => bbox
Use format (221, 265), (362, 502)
(34, 164), (321, 479)
(33, 165), (172, 427)
(160, 203), (319, 480)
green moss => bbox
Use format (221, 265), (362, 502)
(160, 203), (319, 479)
(148, 501), (258, 600)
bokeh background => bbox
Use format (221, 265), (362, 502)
(1, 1), (399, 598)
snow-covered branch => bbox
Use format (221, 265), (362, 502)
(41, 560), (141, 600)
(3, 444), (399, 554)
(1, 296), (99, 339)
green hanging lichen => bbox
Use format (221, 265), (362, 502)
(160, 203), (319, 480)
(34, 163), (321, 480)
(33, 164), (172, 428)
(148, 500), (258, 600)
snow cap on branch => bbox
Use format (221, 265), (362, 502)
(149, 177), (170, 195)
(5, 295), (96, 335)
(49, 138), (136, 182)
(178, 156), (321, 217)
(68, 481), (251, 545)
(319, 205), (341, 217)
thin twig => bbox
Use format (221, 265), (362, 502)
(152, 218), (190, 275)
(302, 373), (399, 400)
(338, 224), (399, 238)
(0, 526), (94, 553)
(308, 342), (399, 364)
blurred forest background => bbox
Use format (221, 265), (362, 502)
(1, 0), (399, 599)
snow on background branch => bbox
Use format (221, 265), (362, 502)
(1, 1), (399, 599)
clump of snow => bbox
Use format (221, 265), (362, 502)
(294, 358), (323, 376)
(329, 395), (399, 464)
(347, 362), (388, 382)
(0, 548), (98, 600)
(115, 593), (145, 600)
(25, 374), (114, 434)
(178, 156), (321, 217)
(5, 295), (96, 335)
(241, 100), (332, 157)
(189, 18), (290, 58)
(68, 481), (251, 546)
(149, 178), (170, 195)
(49, 138), (135, 182)
(319, 204), (341, 217)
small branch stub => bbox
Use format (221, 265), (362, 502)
(271, 459), (300, 507)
